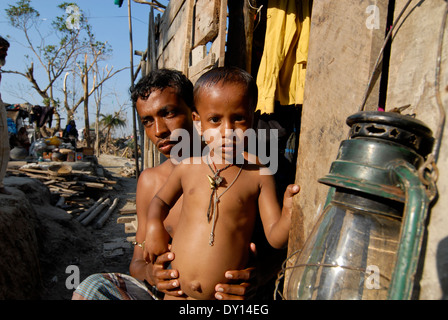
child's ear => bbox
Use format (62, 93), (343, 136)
(192, 111), (202, 134)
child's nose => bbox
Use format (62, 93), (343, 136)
(221, 120), (235, 136)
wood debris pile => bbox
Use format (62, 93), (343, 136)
(7, 162), (120, 229)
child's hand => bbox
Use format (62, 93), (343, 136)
(282, 184), (300, 216)
(144, 221), (171, 263)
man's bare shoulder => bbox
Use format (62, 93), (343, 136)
(138, 160), (175, 188)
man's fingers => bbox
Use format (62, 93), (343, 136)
(224, 267), (256, 282)
(156, 279), (182, 293)
(154, 251), (175, 266)
(214, 283), (250, 300)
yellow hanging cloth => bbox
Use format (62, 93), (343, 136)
(256, 0), (311, 114)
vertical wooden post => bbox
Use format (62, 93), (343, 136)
(226, 0), (255, 72)
(217, 0), (228, 67)
(128, 0), (140, 178)
(83, 53), (90, 148)
(182, 0), (195, 76)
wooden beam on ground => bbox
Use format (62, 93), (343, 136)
(119, 208), (137, 215)
(95, 198), (120, 229)
(81, 198), (111, 226)
(76, 196), (107, 222)
(117, 214), (137, 224)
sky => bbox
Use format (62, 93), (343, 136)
(0, 0), (169, 137)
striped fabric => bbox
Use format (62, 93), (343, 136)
(73, 273), (162, 300)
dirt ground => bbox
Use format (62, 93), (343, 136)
(39, 154), (138, 300)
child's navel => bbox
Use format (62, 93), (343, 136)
(190, 280), (202, 292)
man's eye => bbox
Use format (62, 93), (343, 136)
(142, 119), (153, 127)
(165, 110), (177, 118)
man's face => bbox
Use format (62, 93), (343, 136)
(0, 46), (8, 67)
(136, 87), (193, 158)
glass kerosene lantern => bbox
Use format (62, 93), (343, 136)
(286, 111), (434, 300)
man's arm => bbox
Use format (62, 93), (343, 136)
(129, 167), (184, 296)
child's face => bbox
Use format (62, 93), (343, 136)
(193, 82), (254, 161)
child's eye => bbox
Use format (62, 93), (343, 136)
(209, 117), (220, 123)
(234, 115), (245, 122)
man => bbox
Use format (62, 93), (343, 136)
(73, 69), (254, 300)
(0, 36), (11, 195)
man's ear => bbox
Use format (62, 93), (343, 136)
(192, 111), (202, 134)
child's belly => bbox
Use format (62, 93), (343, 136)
(169, 223), (251, 300)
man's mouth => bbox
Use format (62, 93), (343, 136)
(157, 140), (175, 153)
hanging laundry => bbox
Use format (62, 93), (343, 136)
(256, 0), (311, 114)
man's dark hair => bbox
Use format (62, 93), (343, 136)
(0, 36), (10, 49)
(193, 66), (258, 111)
(130, 69), (194, 110)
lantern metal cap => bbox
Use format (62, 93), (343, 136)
(347, 111), (434, 157)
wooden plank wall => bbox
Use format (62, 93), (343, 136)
(155, 0), (226, 82)
(284, 0), (389, 295)
(385, 0), (448, 300)
(286, 0), (448, 299)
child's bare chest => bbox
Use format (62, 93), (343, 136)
(180, 165), (260, 221)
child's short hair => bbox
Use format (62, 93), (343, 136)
(130, 69), (194, 110)
(194, 66), (258, 111)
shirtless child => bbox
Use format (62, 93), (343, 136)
(144, 66), (300, 300)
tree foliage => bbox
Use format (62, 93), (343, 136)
(4, 0), (123, 134)
(100, 111), (127, 146)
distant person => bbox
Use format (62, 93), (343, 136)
(0, 36), (11, 195)
(143, 66), (300, 299)
(63, 119), (78, 148)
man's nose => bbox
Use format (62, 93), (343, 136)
(154, 118), (170, 138)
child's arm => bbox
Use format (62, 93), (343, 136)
(258, 173), (300, 249)
(144, 196), (172, 263)
(144, 164), (185, 263)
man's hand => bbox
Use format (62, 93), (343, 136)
(214, 267), (256, 300)
(214, 242), (257, 300)
(150, 251), (184, 297)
